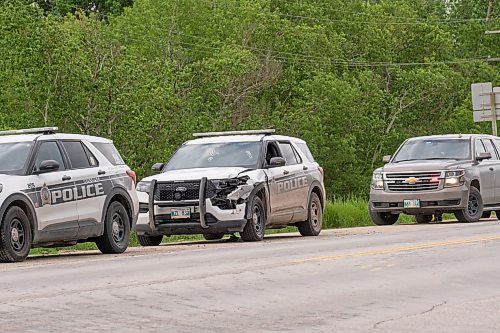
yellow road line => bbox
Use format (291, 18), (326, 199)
(294, 234), (500, 263)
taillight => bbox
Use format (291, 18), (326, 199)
(127, 170), (137, 185)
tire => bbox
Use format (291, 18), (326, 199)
(240, 196), (266, 242)
(0, 206), (32, 263)
(454, 187), (483, 223)
(415, 214), (432, 224)
(496, 211), (500, 220)
(369, 208), (399, 226)
(96, 201), (131, 254)
(137, 234), (163, 246)
(482, 211), (492, 219)
(297, 192), (323, 236)
(203, 233), (224, 241)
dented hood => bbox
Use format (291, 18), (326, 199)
(143, 167), (252, 182)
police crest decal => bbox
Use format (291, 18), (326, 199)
(40, 184), (51, 206)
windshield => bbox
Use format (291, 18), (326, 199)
(0, 142), (34, 174)
(165, 142), (261, 170)
(393, 139), (470, 163)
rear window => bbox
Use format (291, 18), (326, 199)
(296, 142), (315, 162)
(92, 142), (125, 165)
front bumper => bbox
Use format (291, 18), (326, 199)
(135, 178), (247, 236)
(369, 185), (469, 214)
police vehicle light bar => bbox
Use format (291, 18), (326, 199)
(193, 129), (275, 138)
(0, 127), (58, 136)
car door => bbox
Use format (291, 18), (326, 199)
(60, 140), (106, 238)
(263, 140), (294, 224)
(481, 138), (500, 205)
(475, 138), (495, 205)
(277, 141), (309, 221)
(31, 140), (79, 240)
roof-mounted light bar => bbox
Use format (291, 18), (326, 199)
(193, 129), (275, 138)
(0, 127), (58, 136)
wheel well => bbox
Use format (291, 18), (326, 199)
(5, 200), (36, 235)
(109, 194), (133, 227)
(471, 179), (480, 191)
(311, 186), (324, 208)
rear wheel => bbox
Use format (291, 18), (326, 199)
(415, 214), (432, 224)
(297, 192), (323, 236)
(137, 235), (163, 246)
(482, 211), (492, 219)
(454, 187), (483, 223)
(240, 196), (266, 242)
(0, 206), (32, 263)
(369, 208), (399, 226)
(203, 233), (224, 241)
(96, 201), (130, 254)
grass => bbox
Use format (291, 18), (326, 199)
(28, 198), (446, 256)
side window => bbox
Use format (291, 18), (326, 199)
(82, 143), (99, 167)
(475, 139), (486, 157)
(278, 142), (299, 165)
(34, 141), (65, 172)
(296, 142), (315, 162)
(481, 139), (499, 160)
(62, 141), (92, 169)
(265, 141), (282, 165)
(92, 142), (125, 165)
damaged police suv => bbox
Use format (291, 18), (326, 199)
(135, 129), (325, 245)
(0, 127), (139, 262)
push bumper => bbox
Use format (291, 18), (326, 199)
(369, 185), (469, 214)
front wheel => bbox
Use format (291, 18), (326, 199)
(203, 233), (224, 241)
(369, 208), (399, 226)
(297, 192), (323, 236)
(240, 196), (266, 242)
(454, 187), (483, 223)
(137, 234), (163, 246)
(415, 214), (432, 224)
(96, 201), (131, 254)
(0, 207), (32, 263)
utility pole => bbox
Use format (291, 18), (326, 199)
(485, 0), (500, 34)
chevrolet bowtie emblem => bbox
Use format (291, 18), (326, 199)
(404, 177), (419, 185)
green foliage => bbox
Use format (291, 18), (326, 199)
(1, 0), (499, 198)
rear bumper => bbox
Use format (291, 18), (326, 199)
(369, 185), (469, 214)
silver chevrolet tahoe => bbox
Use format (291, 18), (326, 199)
(369, 134), (500, 225)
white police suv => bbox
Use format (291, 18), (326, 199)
(0, 127), (139, 262)
(135, 129), (325, 245)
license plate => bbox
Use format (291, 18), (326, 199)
(170, 208), (191, 219)
(403, 199), (420, 208)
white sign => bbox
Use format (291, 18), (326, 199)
(472, 82), (493, 111)
(473, 110), (500, 122)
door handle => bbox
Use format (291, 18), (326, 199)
(490, 167), (495, 171)
(98, 170), (106, 175)
(283, 170), (290, 175)
(62, 175), (71, 181)
(303, 165), (308, 170)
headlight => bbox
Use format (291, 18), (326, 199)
(136, 181), (151, 192)
(213, 176), (249, 189)
(444, 170), (465, 187)
(371, 173), (384, 189)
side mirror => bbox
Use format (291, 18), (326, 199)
(269, 157), (286, 167)
(382, 155), (392, 163)
(151, 163), (165, 173)
(477, 152), (492, 161)
(34, 160), (60, 174)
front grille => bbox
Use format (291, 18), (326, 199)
(154, 180), (217, 201)
(386, 171), (442, 192)
(154, 181), (201, 201)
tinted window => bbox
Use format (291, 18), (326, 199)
(481, 139), (498, 160)
(82, 143), (99, 167)
(279, 142), (299, 165)
(296, 142), (315, 162)
(475, 139), (487, 157)
(0, 142), (33, 175)
(93, 142), (125, 165)
(35, 142), (65, 172)
(393, 139), (471, 162)
(62, 141), (91, 169)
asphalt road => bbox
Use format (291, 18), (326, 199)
(2, 221), (500, 332)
